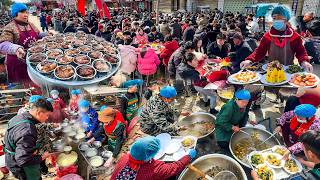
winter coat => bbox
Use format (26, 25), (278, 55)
(148, 32), (164, 42)
(159, 23), (171, 36)
(232, 41), (253, 73)
(183, 26), (195, 42)
(118, 45), (138, 74)
(176, 63), (200, 81)
(207, 42), (229, 59)
(134, 33), (148, 45)
(170, 22), (183, 40)
(160, 40), (179, 66)
(168, 47), (184, 78)
(137, 48), (160, 75)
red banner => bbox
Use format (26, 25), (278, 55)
(103, 3), (111, 19)
(94, 0), (104, 18)
(77, 0), (86, 16)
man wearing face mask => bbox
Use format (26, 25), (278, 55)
(241, 5), (313, 72)
(214, 89), (251, 154)
(274, 104), (320, 155)
(139, 86), (189, 136)
(78, 100), (99, 139)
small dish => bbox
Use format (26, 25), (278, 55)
(89, 156), (104, 167)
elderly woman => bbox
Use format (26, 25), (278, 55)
(0, 3), (49, 83)
(111, 136), (196, 180)
(139, 86), (189, 136)
(275, 104), (320, 154)
(241, 5), (312, 72)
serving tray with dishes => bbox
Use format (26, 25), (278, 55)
(228, 70), (261, 85)
(248, 146), (303, 180)
(26, 33), (121, 87)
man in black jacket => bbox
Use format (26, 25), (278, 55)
(231, 33), (252, 73)
(148, 26), (164, 42)
(207, 33), (230, 59)
(4, 99), (53, 180)
(170, 18), (182, 40)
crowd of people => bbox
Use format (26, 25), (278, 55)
(1, 2), (320, 180)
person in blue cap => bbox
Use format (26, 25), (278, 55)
(242, 5), (313, 72)
(78, 99), (99, 139)
(140, 86), (189, 136)
(111, 136), (197, 180)
(275, 104), (320, 155)
(18, 95), (44, 115)
(120, 79), (143, 124)
(0, 3), (51, 83)
(68, 89), (81, 112)
(215, 89), (251, 153)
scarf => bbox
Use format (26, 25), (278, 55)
(290, 116), (316, 137)
(115, 154), (146, 180)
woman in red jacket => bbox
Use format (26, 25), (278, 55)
(241, 5), (313, 72)
(111, 136), (197, 180)
(160, 35), (179, 67)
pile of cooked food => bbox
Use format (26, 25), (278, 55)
(177, 121), (214, 137)
(266, 60), (286, 83)
(284, 159), (300, 173)
(246, 63), (263, 72)
(250, 153), (264, 166)
(286, 64), (304, 74)
(256, 165), (273, 180)
(181, 137), (195, 147)
(290, 73), (318, 87)
(231, 71), (258, 83)
(27, 33), (120, 81)
(266, 154), (281, 167)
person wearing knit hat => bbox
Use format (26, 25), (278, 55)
(111, 136), (197, 180)
(275, 104), (320, 155)
(48, 89), (66, 123)
(139, 86), (189, 136)
(241, 5), (313, 73)
(120, 79), (143, 124)
(69, 89), (81, 112)
(88, 107), (126, 168)
(78, 100), (99, 139)
(215, 89), (251, 152)
(0, 3), (49, 83)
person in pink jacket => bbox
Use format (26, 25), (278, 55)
(118, 38), (138, 75)
(137, 46), (160, 76)
(134, 28), (148, 45)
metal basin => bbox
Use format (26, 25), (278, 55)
(178, 154), (247, 180)
(229, 127), (280, 168)
(177, 112), (215, 139)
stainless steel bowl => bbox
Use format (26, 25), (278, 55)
(177, 112), (215, 139)
(229, 127), (280, 168)
(93, 141), (102, 148)
(85, 148), (98, 158)
(178, 154), (247, 180)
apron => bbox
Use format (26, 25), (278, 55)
(4, 120), (41, 180)
(281, 116), (316, 147)
(269, 36), (294, 66)
(104, 120), (126, 151)
(5, 20), (39, 83)
(48, 99), (66, 123)
(124, 94), (139, 123)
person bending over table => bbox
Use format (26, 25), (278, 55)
(240, 5), (312, 72)
(78, 100), (99, 139)
(274, 104), (320, 155)
(111, 136), (197, 180)
(139, 86), (189, 136)
(252, 130), (320, 180)
(215, 89), (251, 153)
(88, 107), (126, 167)
(284, 86), (320, 113)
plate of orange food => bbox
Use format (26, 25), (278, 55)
(289, 73), (319, 88)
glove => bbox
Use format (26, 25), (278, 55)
(188, 149), (197, 159)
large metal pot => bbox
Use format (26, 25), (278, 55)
(178, 154), (247, 180)
(177, 112), (215, 139)
(229, 127), (280, 168)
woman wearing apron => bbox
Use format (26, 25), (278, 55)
(241, 5), (313, 72)
(274, 104), (320, 155)
(0, 3), (49, 85)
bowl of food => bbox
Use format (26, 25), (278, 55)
(283, 158), (302, 174)
(73, 40), (84, 47)
(101, 150), (113, 159)
(286, 64), (304, 74)
(76, 65), (96, 80)
(75, 31), (86, 37)
(56, 55), (74, 65)
(85, 148), (98, 158)
(43, 36), (55, 42)
(93, 141), (102, 148)
(46, 42), (59, 50)
(178, 154), (247, 180)
(57, 151), (78, 168)
(229, 127), (280, 168)
(176, 112), (215, 139)
(93, 44), (105, 51)
(46, 49), (63, 59)
(248, 151), (265, 167)
(63, 146), (72, 154)
(88, 51), (103, 60)
(36, 60), (57, 74)
(181, 136), (197, 149)
(93, 59), (111, 73)
(74, 55), (91, 65)
(264, 153), (285, 169)
(54, 65), (75, 81)
(272, 145), (288, 157)
(79, 142), (90, 152)
(28, 45), (45, 54)
(61, 42), (72, 49)
(78, 45), (92, 54)
(255, 164), (275, 180)
(28, 53), (47, 65)
(89, 156), (104, 168)
(65, 49), (80, 57)
(102, 54), (119, 65)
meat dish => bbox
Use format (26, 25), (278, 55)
(74, 55), (90, 65)
(290, 73), (318, 87)
(37, 61), (57, 73)
(93, 60), (110, 72)
(103, 55), (118, 64)
(55, 65), (75, 79)
(78, 45), (92, 53)
(28, 45), (45, 53)
(47, 49), (63, 59)
(46, 42), (59, 49)
(56, 55), (74, 64)
(88, 51), (102, 59)
(28, 53), (47, 64)
(65, 49), (80, 57)
(77, 65), (96, 78)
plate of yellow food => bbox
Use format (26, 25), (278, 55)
(260, 61), (291, 86)
(181, 136), (197, 149)
(256, 164), (275, 180)
(272, 145), (288, 156)
(283, 158), (302, 174)
(264, 153), (285, 169)
(248, 151), (265, 167)
(228, 71), (261, 85)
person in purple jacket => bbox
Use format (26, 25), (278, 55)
(0, 3), (49, 84)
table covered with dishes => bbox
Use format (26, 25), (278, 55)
(26, 32), (121, 87)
